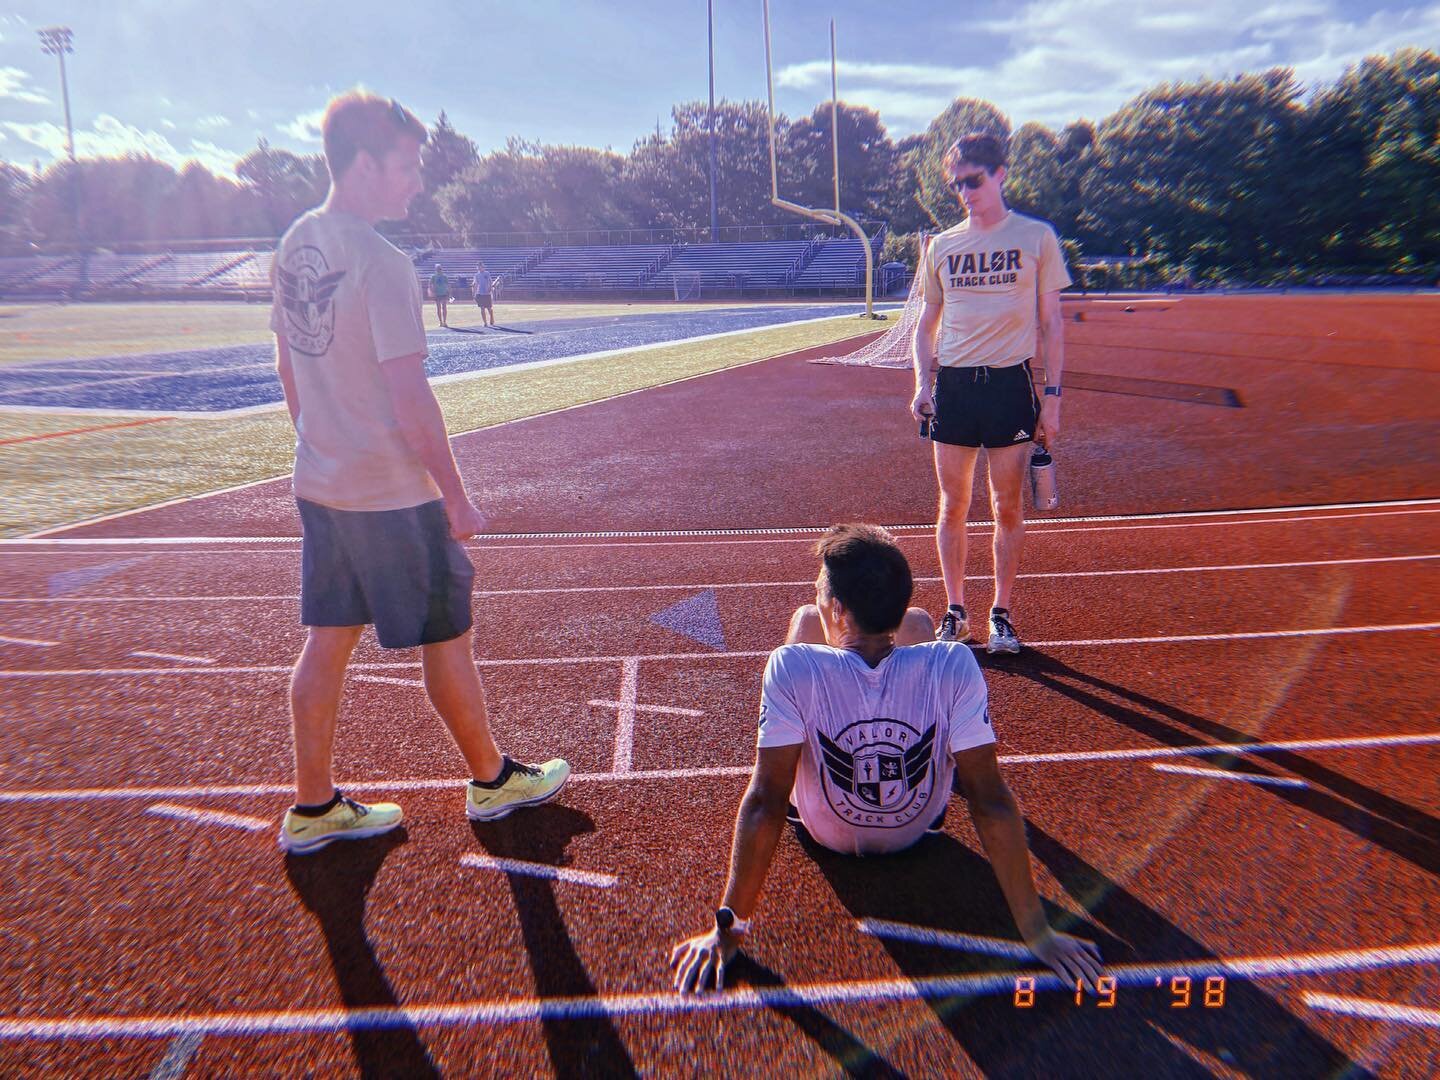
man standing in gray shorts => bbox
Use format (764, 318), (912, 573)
(271, 91), (569, 854)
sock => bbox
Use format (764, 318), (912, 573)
(470, 757), (514, 789)
(948, 603), (967, 614)
(991, 607), (1009, 617)
(291, 790), (342, 817)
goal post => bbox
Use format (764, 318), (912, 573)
(811, 231), (930, 367)
(762, 1), (882, 320)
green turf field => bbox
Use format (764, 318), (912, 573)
(0, 301), (889, 537)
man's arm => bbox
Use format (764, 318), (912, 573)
(1035, 288), (1065, 445)
(952, 743), (1103, 991)
(275, 335), (300, 427)
(910, 298), (943, 421)
(381, 353), (486, 539)
(670, 744), (801, 994)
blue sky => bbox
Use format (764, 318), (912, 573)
(1, 0), (1436, 176)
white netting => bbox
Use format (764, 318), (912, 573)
(809, 269), (925, 368)
(672, 272), (702, 302)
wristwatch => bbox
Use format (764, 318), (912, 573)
(715, 907), (752, 935)
(1043, 386), (1062, 397)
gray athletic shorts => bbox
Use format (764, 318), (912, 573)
(297, 497), (474, 649)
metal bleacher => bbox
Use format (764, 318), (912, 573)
(412, 248), (544, 293)
(517, 245), (674, 291)
(791, 237), (870, 289)
(663, 241), (811, 290)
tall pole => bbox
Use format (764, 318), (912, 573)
(707, 0), (719, 243)
(38, 26), (76, 162)
(830, 19), (840, 217)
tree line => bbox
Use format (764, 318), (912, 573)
(1, 48), (1435, 283)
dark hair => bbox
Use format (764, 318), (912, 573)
(816, 524), (913, 635)
(322, 91), (428, 180)
(944, 131), (1007, 175)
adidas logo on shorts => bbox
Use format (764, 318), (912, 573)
(1014, 429), (1029, 440)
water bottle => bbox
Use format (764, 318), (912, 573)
(1029, 444), (1059, 511)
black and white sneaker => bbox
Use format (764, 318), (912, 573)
(986, 608), (1021, 654)
(936, 606), (972, 643)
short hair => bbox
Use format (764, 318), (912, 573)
(816, 524), (913, 635)
(322, 91), (428, 180)
(944, 132), (1007, 175)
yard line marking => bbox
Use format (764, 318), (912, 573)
(1151, 763), (1309, 788)
(855, 920), (1032, 958)
(148, 1031), (204, 1080)
(1302, 992), (1440, 1028)
(11, 498), (1440, 547)
(2, 621), (1434, 681)
(612, 658), (639, 773)
(144, 803), (272, 833)
(130, 651), (215, 665)
(459, 854), (616, 889)
(1, 552), (1435, 605)
(2, 732), (1434, 806)
(590, 699), (704, 717)
(1, 942), (1435, 1039)
(352, 674), (425, 689)
(0, 633), (58, 647)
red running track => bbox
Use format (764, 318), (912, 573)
(1, 504), (1437, 1077)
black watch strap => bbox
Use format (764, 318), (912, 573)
(1043, 385), (1062, 397)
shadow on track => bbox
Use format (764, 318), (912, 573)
(284, 829), (440, 1079)
(727, 955), (907, 1079)
(472, 804), (637, 1079)
(801, 821), (1369, 1078)
(1000, 650), (1440, 877)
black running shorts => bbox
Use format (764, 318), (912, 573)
(930, 360), (1040, 449)
(297, 497), (474, 649)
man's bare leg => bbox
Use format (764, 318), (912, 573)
(291, 625), (364, 804)
(986, 443), (1031, 612)
(421, 630), (505, 782)
(934, 442), (981, 609)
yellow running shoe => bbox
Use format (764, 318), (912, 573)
(279, 793), (404, 854)
(467, 757), (571, 821)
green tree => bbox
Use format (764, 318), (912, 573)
(780, 102), (896, 221)
(0, 161), (33, 254)
(235, 139), (328, 235)
(912, 98), (1010, 229)
(407, 111), (480, 235)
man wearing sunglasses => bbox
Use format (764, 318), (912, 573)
(911, 132), (1071, 654)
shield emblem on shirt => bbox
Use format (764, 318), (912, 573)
(853, 749), (906, 809)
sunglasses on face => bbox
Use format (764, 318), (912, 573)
(949, 171), (988, 192)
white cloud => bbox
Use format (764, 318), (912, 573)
(1, 114), (242, 175)
(195, 114), (231, 130)
(0, 66), (50, 105)
(161, 119), (177, 130)
(278, 108), (325, 143)
(784, 0), (1440, 133)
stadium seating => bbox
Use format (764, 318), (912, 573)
(661, 241), (811, 290)
(517, 245), (675, 290)
(791, 237), (870, 289)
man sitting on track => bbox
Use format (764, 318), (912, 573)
(270, 91), (569, 854)
(670, 523), (1102, 993)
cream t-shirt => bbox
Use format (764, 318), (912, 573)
(271, 209), (441, 512)
(923, 211), (1072, 368)
(757, 641), (995, 856)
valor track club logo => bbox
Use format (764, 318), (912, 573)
(817, 718), (938, 828)
(277, 246), (346, 356)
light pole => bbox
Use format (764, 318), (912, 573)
(707, 0), (718, 243)
(37, 26), (76, 162)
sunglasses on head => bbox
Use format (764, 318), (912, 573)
(949, 171), (988, 192)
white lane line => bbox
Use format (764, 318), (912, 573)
(129, 651), (216, 665)
(855, 920), (1033, 958)
(2, 550), (1437, 605)
(0, 633), (59, 647)
(148, 1031), (204, 1080)
(3, 620), (1434, 680)
(1302, 992), (1440, 1028)
(352, 674), (425, 689)
(589, 699), (704, 718)
(3, 731), (1435, 806)
(1151, 763), (1309, 788)
(459, 854), (617, 889)
(1004, 730), (1440, 765)
(1, 941), (1434, 1040)
(9, 499), (1440, 548)
(144, 803), (272, 833)
(611, 658), (639, 773)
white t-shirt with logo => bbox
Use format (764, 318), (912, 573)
(271, 208), (440, 512)
(923, 211), (1072, 369)
(757, 641), (995, 856)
